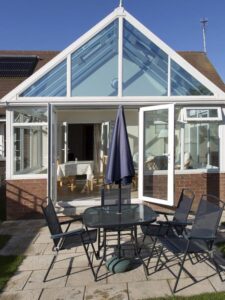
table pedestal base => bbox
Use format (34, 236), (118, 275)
(106, 256), (132, 273)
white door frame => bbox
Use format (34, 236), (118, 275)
(138, 104), (175, 206)
(48, 103), (58, 204)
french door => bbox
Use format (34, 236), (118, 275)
(48, 104), (58, 204)
(139, 104), (174, 206)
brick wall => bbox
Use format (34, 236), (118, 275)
(6, 179), (47, 219)
(144, 172), (225, 212)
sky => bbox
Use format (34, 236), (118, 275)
(1, 0), (225, 82)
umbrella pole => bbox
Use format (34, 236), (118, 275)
(118, 181), (122, 213)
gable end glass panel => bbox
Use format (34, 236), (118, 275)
(20, 60), (67, 97)
(171, 60), (213, 96)
(123, 20), (168, 96)
(71, 20), (118, 96)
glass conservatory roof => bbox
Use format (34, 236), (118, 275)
(19, 10), (215, 98)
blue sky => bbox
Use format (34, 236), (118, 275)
(1, 0), (225, 82)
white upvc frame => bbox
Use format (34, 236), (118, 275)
(6, 106), (48, 180)
(139, 104), (174, 206)
(182, 107), (222, 122)
(2, 7), (225, 104)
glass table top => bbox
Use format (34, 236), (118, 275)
(83, 204), (157, 229)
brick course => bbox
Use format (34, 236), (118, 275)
(6, 179), (47, 219)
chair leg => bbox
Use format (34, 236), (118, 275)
(173, 252), (188, 293)
(82, 242), (97, 281)
(43, 252), (57, 282)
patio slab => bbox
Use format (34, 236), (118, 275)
(0, 289), (42, 300)
(0, 219), (225, 299)
(40, 286), (85, 300)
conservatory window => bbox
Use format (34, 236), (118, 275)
(183, 107), (222, 122)
(12, 108), (48, 175)
(175, 107), (220, 170)
(71, 20), (118, 96)
(20, 60), (67, 97)
(171, 60), (213, 96)
(123, 20), (168, 96)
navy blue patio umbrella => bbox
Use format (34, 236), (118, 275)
(105, 105), (135, 213)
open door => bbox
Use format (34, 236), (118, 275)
(139, 104), (174, 206)
(48, 104), (57, 204)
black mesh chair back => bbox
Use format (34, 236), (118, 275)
(101, 185), (131, 206)
(41, 199), (62, 247)
(190, 194), (225, 243)
(174, 189), (195, 223)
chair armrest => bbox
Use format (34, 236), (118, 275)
(157, 220), (192, 226)
(51, 228), (85, 240)
(59, 216), (83, 226)
(188, 235), (216, 241)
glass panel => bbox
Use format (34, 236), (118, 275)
(123, 20), (168, 96)
(171, 60), (213, 96)
(20, 60), (67, 97)
(183, 123), (219, 169)
(13, 126), (48, 174)
(186, 108), (218, 119)
(143, 109), (168, 200)
(13, 107), (47, 123)
(71, 20), (118, 96)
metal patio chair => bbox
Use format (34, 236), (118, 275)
(141, 188), (195, 245)
(149, 194), (225, 293)
(41, 199), (97, 281)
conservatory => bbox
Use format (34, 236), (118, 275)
(2, 6), (225, 219)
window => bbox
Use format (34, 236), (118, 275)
(123, 20), (168, 96)
(71, 20), (118, 96)
(171, 60), (213, 96)
(175, 107), (221, 170)
(183, 107), (222, 122)
(20, 60), (67, 97)
(12, 107), (48, 175)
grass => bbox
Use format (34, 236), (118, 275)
(0, 255), (24, 292)
(216, 241), (225, 258)
(150, 292), (225, 299)
(0, 235), (11, 250)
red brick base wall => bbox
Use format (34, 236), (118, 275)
(145, 172), (225, 212)
(6, 179), (47, 220)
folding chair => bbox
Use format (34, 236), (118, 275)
(141, 189), (195, 245)
(149, 194), (225, 293)
(41, 199), (97, 281)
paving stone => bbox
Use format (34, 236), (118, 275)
(107, 263), (146, 284)
(24, 243), (48, 256)
(66, 267), (107, 287)
(209, 274), (225, 291)
(0, 289), (42, 300)
(34, 234), (52, 244)
(3, 271), (32, 292)
(23, 268), (67, 290)
(128, 279), (172, 299)
(168, 277), (215, 296)
(18, 255), (54, 271)
(85, 283), (128, 300)
(0, 235), (37, 256)
(40, 286), (85, 300)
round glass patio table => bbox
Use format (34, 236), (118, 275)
(83, 204), (157, 278)
(83, 204), (157, 229)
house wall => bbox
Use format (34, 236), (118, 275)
(5, 173), (225, 219)
(6, 179), (47, 219)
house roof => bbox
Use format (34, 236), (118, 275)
(0, 50), (58, 99)
(0, 49), (224, 101)
(177, 51), (225, 92)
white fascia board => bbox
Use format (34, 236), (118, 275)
(5, 96), (225, 107)
(124, 11), (225, 98)
(2, 8), (123, 103)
